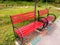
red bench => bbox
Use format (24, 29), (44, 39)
(10, 12), (45, 45)
(38, 8), (56, 22)
(38, 8), (56, 28)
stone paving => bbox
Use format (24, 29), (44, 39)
(36, 17), (60, 45)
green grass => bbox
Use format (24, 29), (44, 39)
(0, 5), (60, 45)
(0, 1), (34, 9)
(0, 1), (34, 5)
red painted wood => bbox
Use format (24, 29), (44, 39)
(14, 21), (43, 37)
(11, 11), (44, 38)
(40, 16), (55, 22)
(46, 15), (54, 22)
(11, 12), (35, 24)
(39, 9), (48, 16)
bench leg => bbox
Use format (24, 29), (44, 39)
(20, 37), (23, 45)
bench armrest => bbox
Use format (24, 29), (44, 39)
(37, 17), (48, 31)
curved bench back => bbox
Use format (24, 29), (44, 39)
(10, 12), (35, 24)
(38, 8), (49, 16)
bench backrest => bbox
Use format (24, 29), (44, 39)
(38, 8), (49, 16)
(10, 12), (35, 24)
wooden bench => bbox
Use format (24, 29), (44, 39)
(38, 8), (56, 28)
(38, 8), (56, 22)
(10, 12), (45, 45)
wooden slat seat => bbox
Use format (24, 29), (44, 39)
(14, 21), (43, 37)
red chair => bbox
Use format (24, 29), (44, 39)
(10, 11), (45, 45)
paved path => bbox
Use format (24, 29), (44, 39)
(54, 7), (60, 10)
(36, 17), (60, 45)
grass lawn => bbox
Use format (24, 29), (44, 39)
(0, 5), (60, 45)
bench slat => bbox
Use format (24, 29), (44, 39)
(14, 21), (43, 37)
(11, 12), (35, 24)
(46, 15), (55, 21)
(38, 9), (48, 16)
